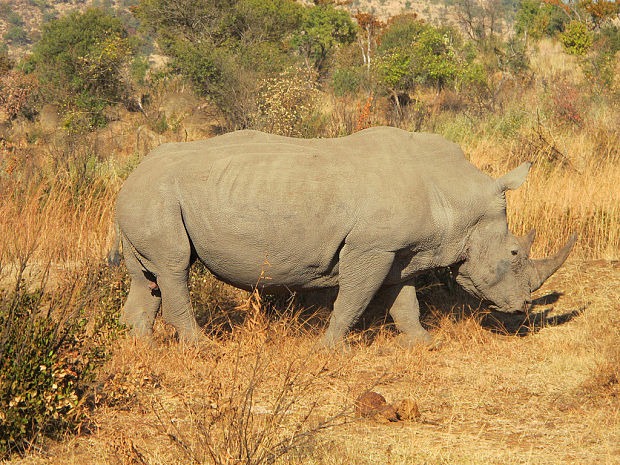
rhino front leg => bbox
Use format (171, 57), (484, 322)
(322, 246), (395, 349)
(385, 280), (433, 347)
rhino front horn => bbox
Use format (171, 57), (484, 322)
(530, 233), (578, 292)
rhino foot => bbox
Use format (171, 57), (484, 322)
(395, 331), (439, 350)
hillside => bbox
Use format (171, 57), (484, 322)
(0, 0), (138, 57)
(0, 0), (511, 57)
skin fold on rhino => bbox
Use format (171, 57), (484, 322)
(109, 126), (577, 347)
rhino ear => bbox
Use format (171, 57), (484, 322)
(495, 162), (531, 193)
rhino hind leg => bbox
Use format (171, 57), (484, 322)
(384, 281), (433, 348)
(120, 225), (199, 343)
(322, 246), (395, 349)
(121, 243), (162, 338)
(157, 270), (199, 343)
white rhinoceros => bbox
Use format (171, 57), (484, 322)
(109, 126), (576, 347)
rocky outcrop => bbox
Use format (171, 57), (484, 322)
(37, 104), (61, 133)
(159, 92), (198, 119)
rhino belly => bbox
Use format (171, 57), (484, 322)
(188, 226), (344, 291)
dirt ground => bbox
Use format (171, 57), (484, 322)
(11, 258), (620, 465)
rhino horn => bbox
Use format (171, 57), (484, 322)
(517, 229), (536, 257)
(529, 233), (578, 292)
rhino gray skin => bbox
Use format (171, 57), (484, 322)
(111, 126), (577, 347)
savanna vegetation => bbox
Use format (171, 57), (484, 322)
(0, 0), (618, 462)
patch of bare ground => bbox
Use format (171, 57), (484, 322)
(9, 257), (618, 465)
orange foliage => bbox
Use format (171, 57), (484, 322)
(355, 92), (374, 132)
(579, 0), (619, 21)
(542, 0), (571, 14)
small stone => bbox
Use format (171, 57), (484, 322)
(355, 391), (398, 422)
(395, 398), (421, 421)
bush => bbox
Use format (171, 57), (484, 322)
(515, 0), (569, 39)
(256, 68), (320, 136)
(291, 3), (356, 73)
(0, 265), (127, 458)
(26, 8), (131, 132)
(4, 25), (28, 45)
(332, 67), (363, 97)
(581, 26), (620, 93)
(0, 70), (40, 120)
(375, 15), (469, 95)
(560, 21), (593, 55)
(548, 73), (588, 127)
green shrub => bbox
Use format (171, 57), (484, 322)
(0, 265), (127, 458)
(515, 0), (569, 39)
(26, 8), (131, 132)
(560, 21), (593, 55)
(374, 15), (469, 95)
(7, 12), (23, 26)
(581, 26), (619, 93)
(290, 3), (356, 73)
(4, 25), (28, 45)
(332, 67), (362, 97)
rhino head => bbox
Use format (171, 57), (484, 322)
(454, 162), (577, 313)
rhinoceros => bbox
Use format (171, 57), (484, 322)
(109, 126), (576, 347)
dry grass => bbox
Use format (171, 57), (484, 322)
(7, 258), (618, 465)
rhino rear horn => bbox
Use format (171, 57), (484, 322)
(517, 229), (536, 257)
(530, 233), (578, 292)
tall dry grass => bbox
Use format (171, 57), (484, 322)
(0, 158), (120, 288)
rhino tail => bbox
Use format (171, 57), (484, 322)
(107, 220), (122, 267)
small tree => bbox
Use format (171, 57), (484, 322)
(292, 3), (356, 73)
(26, 8), (131, 131)
(560, 20), (593, 54)
(515, 0), (570, 39)
(353, 12), (384, 71)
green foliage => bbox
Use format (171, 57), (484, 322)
(515, 0), (569, 38)
(378, 14), (428, 52)
(26, 8), (131, 132)
(0, 267), (126, 458)
(137, 0), (304, 128)
(580, 25), (619, 92)
(560, 20), (593, 55)
(332, 67), (362, 97)
(374, 51), (412, 93)
(7, 12), (23, 26)
(291, 3), (356, 73)
(130, 55), (150, 85)
(375, 17), (468, 93)
(4, 25), (28, 45)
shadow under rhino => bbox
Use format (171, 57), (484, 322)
(277, 271), (586, 342)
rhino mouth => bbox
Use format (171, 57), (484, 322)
(488, 300), (532, 314)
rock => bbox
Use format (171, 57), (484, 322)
(38, 104), (61, 132)
(10, 116), (34, 141)
(136, 125), (164, 155)
(354, 391), (398, 423)
(0, 121), (10, 140)
(180, 108), (222, 141)
(92, 120), (136, 159)
(160, 92), (198, 119)
(395, 398), (421, 421)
